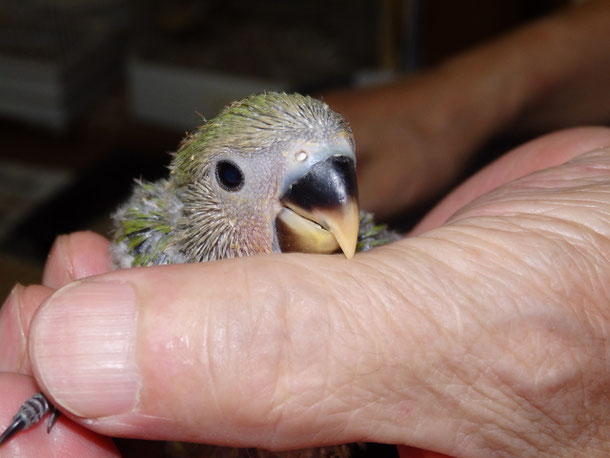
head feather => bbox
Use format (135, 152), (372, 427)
(170, 92), (351, 186)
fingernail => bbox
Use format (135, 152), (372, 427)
(30, 280), (140, 418)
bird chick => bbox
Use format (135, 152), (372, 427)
(112, 92), (361, 268)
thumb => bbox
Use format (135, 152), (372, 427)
(28, 255), (411, 450)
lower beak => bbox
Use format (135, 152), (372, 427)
(276, 156), (360, 259)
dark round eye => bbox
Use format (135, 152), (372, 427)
(216, 160), (244, 191)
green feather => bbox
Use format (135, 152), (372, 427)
(170, 92), (351, 187)
(113, 179), (177, 267)
(357, 211), (400, 252)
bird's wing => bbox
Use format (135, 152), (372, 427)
(111, 178), (184, 268)
(356, 211), (401, 253)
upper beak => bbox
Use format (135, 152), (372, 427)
(276, 155), (359, 259)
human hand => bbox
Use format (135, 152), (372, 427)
(0, 233), (118, 457)
(2, 127), (609, 457)
(321, 69), (526, 219)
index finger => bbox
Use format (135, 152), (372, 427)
(0, 285), (53, 375)
(43, 232), (112, 289)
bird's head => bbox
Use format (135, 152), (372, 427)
(168, 92), (359, 262)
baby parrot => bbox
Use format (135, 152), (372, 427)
(113, 92), (363, 266)
(0, 93), (399, 457)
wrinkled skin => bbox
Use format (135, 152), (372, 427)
(1, 127), (609, 457)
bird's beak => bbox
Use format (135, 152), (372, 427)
(276, 155), (359, 259)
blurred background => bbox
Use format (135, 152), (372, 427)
(0, 0), (568, 299)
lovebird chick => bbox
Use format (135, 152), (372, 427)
(0, 93), (399, 457)
(113, 92), (363, 267)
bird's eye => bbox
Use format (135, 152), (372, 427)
(216, 160), (244, 191)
